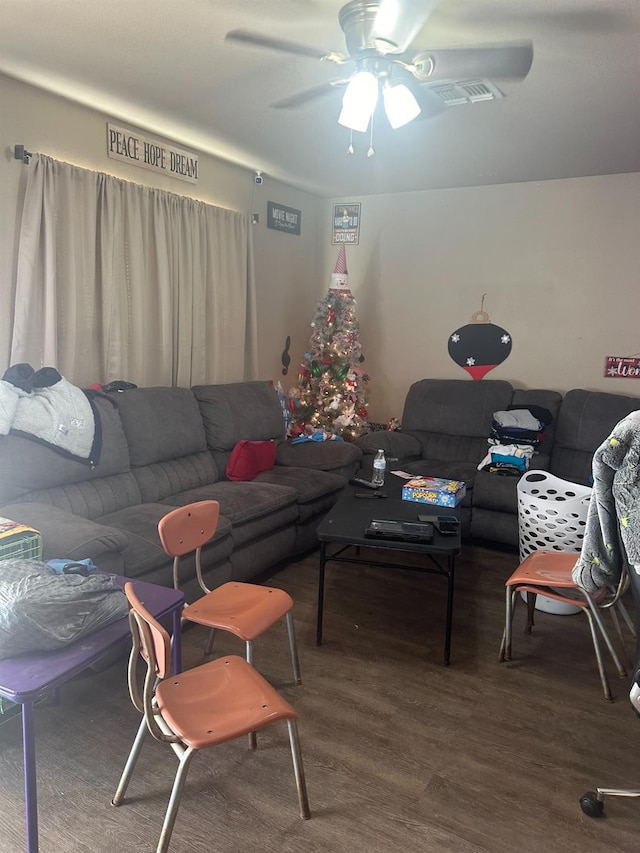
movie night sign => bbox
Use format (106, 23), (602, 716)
(107, 123), (198, 184)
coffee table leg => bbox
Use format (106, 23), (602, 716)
(316, 542), (326, 646)
(443, 556), (455, 666)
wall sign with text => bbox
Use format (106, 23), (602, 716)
(332, 203), (361, 244)
(107, 123), (199, 183)
(605, 356), (640, 378)
(267, 201), (301, 235)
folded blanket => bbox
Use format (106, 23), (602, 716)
(493, 409), (543, 431)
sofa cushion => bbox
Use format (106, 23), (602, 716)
(113, 387), (207, 466)
(276, 438), (362, 475)
(256, 467), (345, 523)
(193, 381), (285, 451)
(551, 389), (640, 485)
(402, 379), (514, 437)
(159, 481), (299, 549)
(99, 503), (233, 579)
(0, 502), (129, 563)
(472, 470), (520, 514)
(132, 452), (220, 502)
(160, 480), (297, 525)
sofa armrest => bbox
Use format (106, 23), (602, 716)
(355, 431), (422, 460)
(276, 439), (362, 478)
(0, 503), (129, 570)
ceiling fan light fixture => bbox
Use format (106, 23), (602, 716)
(383, 81), (421, 129)
(338, 69), (379, 132)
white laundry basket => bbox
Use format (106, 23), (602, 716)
(517, 470), (592, 614)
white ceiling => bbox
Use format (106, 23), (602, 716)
(2, 0), (640, 198)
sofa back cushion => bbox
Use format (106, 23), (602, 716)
(113, 387), (207, 466)
(193, 381), (286, 451)
(551, 389), (640, 485)
(401, 379), (514, 462)
(0, 395), (134, 508)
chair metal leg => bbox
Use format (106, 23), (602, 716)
(607, 605), (631, 668)
(582, 609), (613, 701)
(615, 599), (636, 638)
(583, 594), (627, 678)
(157, 747), (197, 853)
(499, 586), (516, 662)
(525, 591), (537, 633)
(204, 627), (217, 656)
(286, 719), (311, 820)
(246, 641), (258, 751)
(112, 717), (148, 806)
(285, 612), (302, 685)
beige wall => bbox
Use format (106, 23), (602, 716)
(3, 72), (639, 422)
(0, 73), (321, 385)
(322, 176), (640, 422)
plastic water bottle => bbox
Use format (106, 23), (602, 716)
(372, 449), (386, 487)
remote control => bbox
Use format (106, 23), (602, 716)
(349, 477), (380, 490)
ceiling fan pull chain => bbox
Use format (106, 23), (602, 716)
(367, 113), (375, 158)
(347, 129), (354, 155)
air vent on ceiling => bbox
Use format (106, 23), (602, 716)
(426, 79), (505, 106)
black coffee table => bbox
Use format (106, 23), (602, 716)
(316, 477), (462, 665)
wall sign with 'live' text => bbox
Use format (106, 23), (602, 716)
(605, 356), (640, 378)
(267, 202), (301, 235)
(107, 123), (198, 183)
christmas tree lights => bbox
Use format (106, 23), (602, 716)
(288, 246), (370, 440)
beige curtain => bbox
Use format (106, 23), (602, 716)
(10, 154), (258, 387)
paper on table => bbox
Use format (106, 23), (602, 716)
(391, 470), (414, 479)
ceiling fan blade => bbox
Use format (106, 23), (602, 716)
(271, 79), (350, 109)
(225, 29), (345, 63)
(413, 42), (533, 83)
(372, 0), (437, 54)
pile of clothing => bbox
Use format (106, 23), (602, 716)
(478, 405), (553, 476)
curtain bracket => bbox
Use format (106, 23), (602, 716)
(14, 145), (32, 164)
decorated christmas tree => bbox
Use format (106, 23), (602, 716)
(288, 246), (370, 440)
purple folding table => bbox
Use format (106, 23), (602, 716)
(0, 576), (184, 853)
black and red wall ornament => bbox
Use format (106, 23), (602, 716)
(448, 299), (512, 380)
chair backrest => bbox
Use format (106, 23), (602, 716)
(157, 500), (220, 558)
(123, 582), (178, 744)
(158, 500), (221, 593)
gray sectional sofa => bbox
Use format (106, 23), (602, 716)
(0, 380), (361, 600)
(355, 379), (640, 548)
(2, 374), (637, 592)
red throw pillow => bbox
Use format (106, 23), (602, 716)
(226, 440), (276, 481)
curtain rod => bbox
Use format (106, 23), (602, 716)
(14, 145), (32, 164)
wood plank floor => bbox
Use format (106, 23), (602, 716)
(1, 544), (639, 852)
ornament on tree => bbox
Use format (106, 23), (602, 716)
(286, 246), (370, 440)
(448, 296), (512, 380)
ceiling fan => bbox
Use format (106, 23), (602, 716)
(225, 0), (533, 134)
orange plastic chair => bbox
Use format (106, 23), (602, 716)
(157, 501), (301, 686)
(112, 582), (310, 853)
(498, 550), (628, 700)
